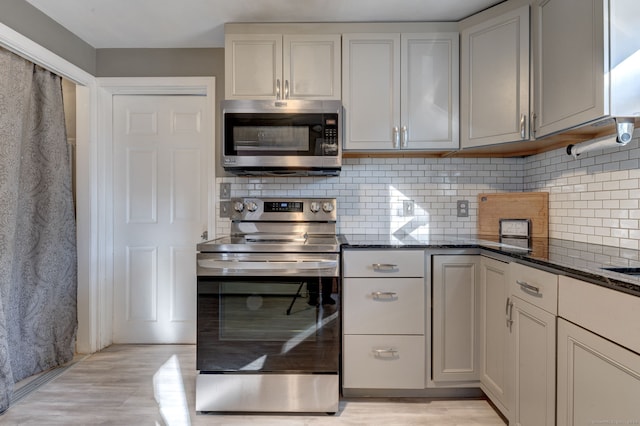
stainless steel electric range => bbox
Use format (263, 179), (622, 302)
(195, 197), (341, 414)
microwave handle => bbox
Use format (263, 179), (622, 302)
(276, 79), (281, 100)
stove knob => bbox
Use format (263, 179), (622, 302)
(245, 201), (258, 212)
(233, 201), (244, 212)
(310, 201), (321, 213)
(322, 201), (334, 213)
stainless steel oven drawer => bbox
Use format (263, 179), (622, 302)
(196, 373), (339, 413)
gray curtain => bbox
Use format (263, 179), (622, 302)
(0, 48), (77, 413)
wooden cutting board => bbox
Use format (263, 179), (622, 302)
(477, 192), (549, 238)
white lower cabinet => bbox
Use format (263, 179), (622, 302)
(479, 256), (510, 417)
(432, 255), (481, 384)
(342, 249), (426, 391)
(343, 335), (425, 389)
(508, 263), (558, 426)
(343, 278), (424, 335)
(557, 275), (640, 425)
(557, 319), (640, 425)
(509, 296), (556, 426)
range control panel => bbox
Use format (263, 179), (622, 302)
(230, 198), (336, 222)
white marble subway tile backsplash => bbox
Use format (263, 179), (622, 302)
(216, 136), (640, 249)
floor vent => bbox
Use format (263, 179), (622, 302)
(7, 355), (88, 409)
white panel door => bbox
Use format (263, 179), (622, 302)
(113, 95), (208, 343)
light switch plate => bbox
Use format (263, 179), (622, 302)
(220, 182), (231, 200)
(220, 201), (231, 218)
(403, 200), (414, 216)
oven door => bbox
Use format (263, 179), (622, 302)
(196, 274), (339, 373)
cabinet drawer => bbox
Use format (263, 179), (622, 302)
(509, 262), (558, 314)
(343, 278), (424, 335)
(559, 276), (640, 354)
(343, 250), (424, 277)
(343, 335), (425, 389)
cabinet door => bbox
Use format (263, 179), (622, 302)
(342, 33), (401, 151)
(225, 34), (283, 100)
(401, 33), (459, 150)
(432, 255), (480, 383)
(283, 35), (341, 100)
(509, 296), (555, 426)
(557, 319), (640, 426)
(533, 0), (605, 137)
(461, 5), (530, 148)
(479, 257), (510, 417)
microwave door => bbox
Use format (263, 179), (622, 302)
(233, 126), (310, 154)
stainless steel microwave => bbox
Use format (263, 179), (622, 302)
(221, 99), (342, 176)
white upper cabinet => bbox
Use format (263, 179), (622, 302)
(532, 0), (640, 138)
(460, 4), (530, 148)
(225, 33), (341, 100)
(283, 35), (341, 100)
(342, 31), (459, 151)
(342, 33), (400, 151)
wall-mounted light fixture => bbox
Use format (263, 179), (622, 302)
(566, 118), (636, 159)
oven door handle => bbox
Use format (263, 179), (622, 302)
(198, 259), (338, 271)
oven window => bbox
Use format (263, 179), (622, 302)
(197, 276), (339, 372)
(219, 281), (316, 341)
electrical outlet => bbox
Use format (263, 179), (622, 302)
(403, 200), (414, 217)
(220, 182), (231, 199)
(457, 200), (469, 217)
(220, 201), (231, 218)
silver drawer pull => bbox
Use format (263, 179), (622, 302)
(372, 291), (398, 300)
(516, 280), (541, 294)
(373, 348), (399, 359)
(372, 263), (398, 272)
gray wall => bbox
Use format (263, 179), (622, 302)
(0, 0), (96, 74)
(97, 48), (225, 176)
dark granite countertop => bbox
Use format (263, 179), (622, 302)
(340, 234), (640, 298)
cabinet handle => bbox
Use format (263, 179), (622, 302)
(372, 291), (398, 300)
(373, 348), (399, 359)
(392, 127), (400, 148)
(276, 79), (281, 100)
(372, 263), (398, 272)
(520, 114), (526, 139)
(401, 126), (408, 148)
(516, 279), (541, 294)
(284, 79), (289, 99)
(531, 112), (537, 136)
(506, 297), (514, 331)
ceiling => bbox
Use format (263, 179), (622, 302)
(25, 0), (503, 49)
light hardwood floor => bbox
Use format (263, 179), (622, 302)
(2, 345), (507, 425)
